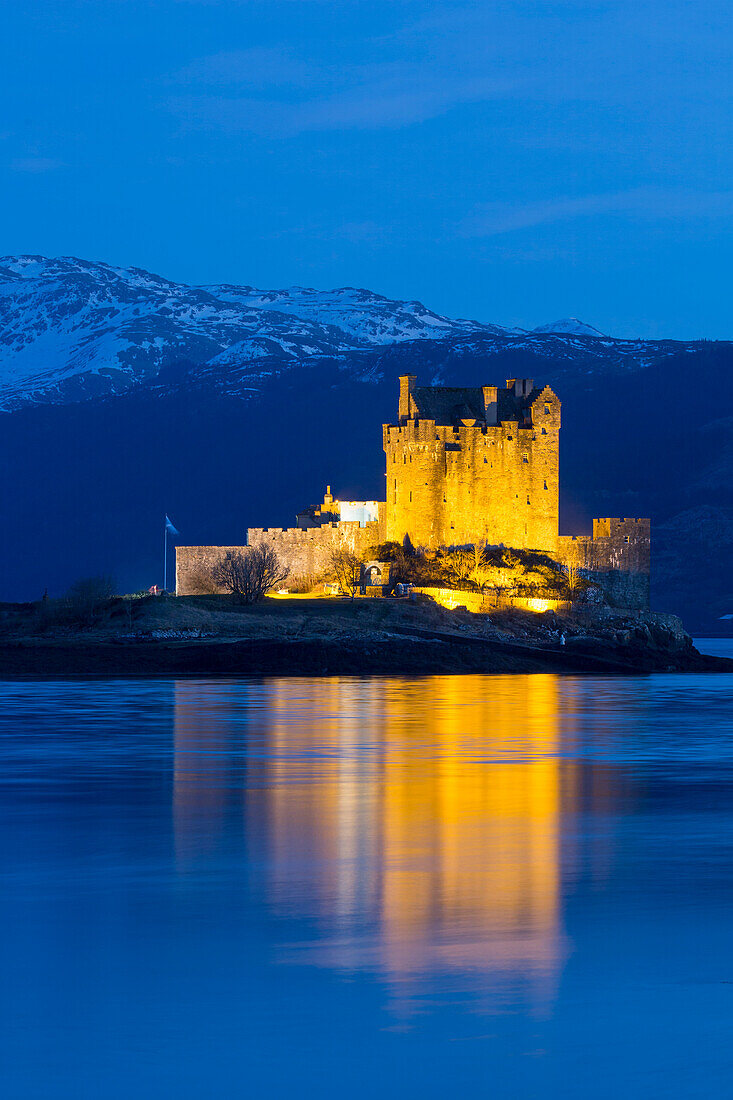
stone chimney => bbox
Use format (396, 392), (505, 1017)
(482, 385), (498, 425)
(399, 374), (417, 422)
(506, 378), (534, 397)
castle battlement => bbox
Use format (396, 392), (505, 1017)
(593, 517), (651, 538)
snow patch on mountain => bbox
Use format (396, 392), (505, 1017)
(203, 284), (504, 344)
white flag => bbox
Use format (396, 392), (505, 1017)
(165, 515), (180, 537)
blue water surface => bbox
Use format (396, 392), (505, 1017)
(2, 670), (733, 1099)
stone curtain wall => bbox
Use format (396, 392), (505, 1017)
(383, 387), (561, 553)
(246, 520), (381, 582)
(177, 522), (384, 595)
(557, 518), (651, 609)
(176, 546), (245, 595)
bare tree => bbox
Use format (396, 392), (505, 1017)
(212, 546), (289, 604)
(565, 561), (581, 594)
(329, 547), (362, 600)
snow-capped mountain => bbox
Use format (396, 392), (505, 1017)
(0, 254), (714, 411)
(0, 256), (507, 410)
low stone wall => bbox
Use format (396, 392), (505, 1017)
(176, 545), (245, 596)
(247, 520), (380, 582)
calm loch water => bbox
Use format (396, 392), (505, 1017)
(2, 669), (733, 1098)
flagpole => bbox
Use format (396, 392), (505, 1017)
(164, 520), (167, 592)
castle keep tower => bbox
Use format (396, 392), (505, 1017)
(383, 375), (561, 551)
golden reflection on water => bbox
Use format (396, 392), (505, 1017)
(173, 675), (598, 1005)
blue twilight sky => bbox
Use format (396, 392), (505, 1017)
(1, 0), (731, 339)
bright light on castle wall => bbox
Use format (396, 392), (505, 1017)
(521, 597), (554, 614)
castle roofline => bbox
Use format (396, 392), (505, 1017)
(397, 376), (557, 429)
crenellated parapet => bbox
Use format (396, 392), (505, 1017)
(247, 519), (381, 581)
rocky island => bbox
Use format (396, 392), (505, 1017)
(0, 591), (728, 678)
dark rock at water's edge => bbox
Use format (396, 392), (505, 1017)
(0, 640), (729, 678)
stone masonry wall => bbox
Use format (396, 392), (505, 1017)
(176, 546), (245, 595)
(246, 520), (381, 581)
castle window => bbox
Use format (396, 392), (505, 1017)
(409, 491), (413, 502)
(527, 497), (530, 505)
(544, 404), (550, 415)
(544, 480), (548, 490)
(624, 535), (630, 543)
(541, 427), (547, 435)
(522, 452), (529, 463)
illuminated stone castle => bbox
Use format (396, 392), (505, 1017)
(384, 375), (560, 551)
(177, 373), (651, 607)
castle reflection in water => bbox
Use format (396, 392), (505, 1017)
(173, 676), (620, 1009)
